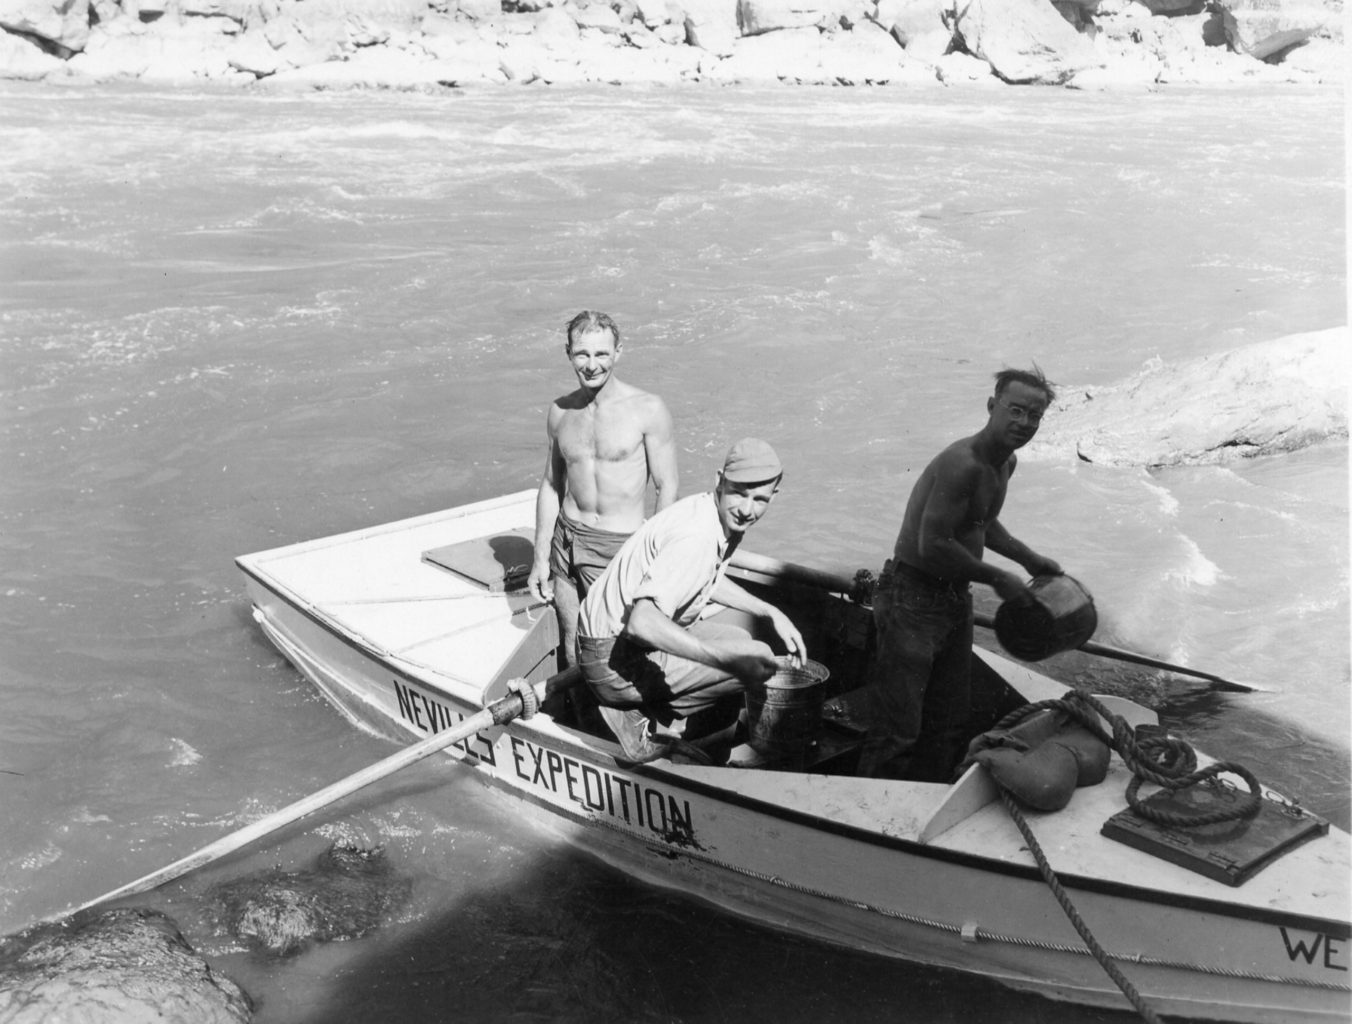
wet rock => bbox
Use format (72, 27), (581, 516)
(209, 844), (411, 957)
(0, 907), (252, 1024)
(1024, 327), (1349, 468)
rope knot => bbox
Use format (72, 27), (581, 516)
(850, 568), (876, 606)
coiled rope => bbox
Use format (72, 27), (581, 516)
(989, 689), (1264, 1023)
(992, 690), (1264, 826)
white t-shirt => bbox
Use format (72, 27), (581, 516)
(577, 492), (729, 640)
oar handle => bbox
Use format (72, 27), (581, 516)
(51, 666), (582, 924)
(730, 550), (1266, 694)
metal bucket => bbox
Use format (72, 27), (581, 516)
(744, 657), (830, 767)
(993, 574), (1098, 662)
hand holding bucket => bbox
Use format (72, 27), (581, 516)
(993, 574), (1098, 662)
(744, 656), (831, 767)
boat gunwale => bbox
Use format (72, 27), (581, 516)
(237, 555), (1351, 942)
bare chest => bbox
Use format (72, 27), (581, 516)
(556, 407), (645, 464)
(968, 467), (1011, 526)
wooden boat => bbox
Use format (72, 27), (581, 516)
(236, 490), (1351, 1024)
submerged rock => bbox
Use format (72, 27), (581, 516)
(1024, 327), (1349, 468)
(209, 844), (411, 957)
(0, 907), (252, 1024)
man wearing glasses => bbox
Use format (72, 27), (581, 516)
(858, 367), (1064, 783)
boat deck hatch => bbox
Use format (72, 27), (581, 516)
(1100, 784), (1330, 887)
(422, 528), (534, 592)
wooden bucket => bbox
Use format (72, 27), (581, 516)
(993, 574), (1098, 662)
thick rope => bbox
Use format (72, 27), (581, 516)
(999, 787), (1164, 1024)
(990, 690), (1263, 826)
(986, 688), (1269, 1023)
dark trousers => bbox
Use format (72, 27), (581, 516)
(858, 561), (973, 782)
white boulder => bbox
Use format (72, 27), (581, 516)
(259, 41), (479, 87)
(571, 0), (624, 31)
(934, 46), (995, 78)
(0, 27), (65, 74)
(708, 23), (820, 76)
(1024, 328), (1350, 468)
(737, 0), (839, 34)
(456, 0), (503, 20)
(873, 0), (953, 56)
(676, 0), (738, 52)
(0, 0), (89, 52)
(873, 0), (950, 41)
(953, 0), (1098, 82)
(1219, 0), (1326, 58)
(1277, 35), (1346, 81)
(534, 5), (582, 45)
(818, 18), (916, 79)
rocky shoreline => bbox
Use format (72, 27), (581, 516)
(0, 0), (1344, 90)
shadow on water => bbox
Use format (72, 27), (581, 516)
(272, 846), (1142, 1024)
(197, 611), (1343, 1022)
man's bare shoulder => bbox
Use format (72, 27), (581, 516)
(607, 381), (672, 423)
(550, 389), (592, 414)
(928, 436), (984, 476)
(632, 387), (673, 424)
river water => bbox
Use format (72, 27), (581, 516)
(1, 81), (1346, 1023)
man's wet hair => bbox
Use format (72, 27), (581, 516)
(566, 310), (620, 351)
(993, 365), (1055, 404)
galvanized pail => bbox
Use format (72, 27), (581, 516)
(993, 574), (1097, 662)
(744, 657), (830, 766)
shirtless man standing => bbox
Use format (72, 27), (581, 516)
(527, 311), (679, 670)
(859, 367), (1063, 782)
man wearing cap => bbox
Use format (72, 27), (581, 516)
(576, 438), (806, 764)
(859, 367), (1064, 783)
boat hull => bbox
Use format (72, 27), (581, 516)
(237, 495), (1351, 1024)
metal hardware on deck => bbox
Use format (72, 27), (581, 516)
(961, 922), (980, 943)
(1102, 786), (1330, 887)
(507, 677), (539, 719)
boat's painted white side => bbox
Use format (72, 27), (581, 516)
(237, 491), (1352, 1024)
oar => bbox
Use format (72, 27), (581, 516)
(727, 550), (1269, 694)
(969, 612), (1271, 694)
(47, 667), (582, 925)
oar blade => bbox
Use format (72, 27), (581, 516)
(39, 670), (582, 927)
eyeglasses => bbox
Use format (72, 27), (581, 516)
(996, 397), (1045, 425)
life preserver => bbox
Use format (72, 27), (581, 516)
(959, 708), (1110, 811)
